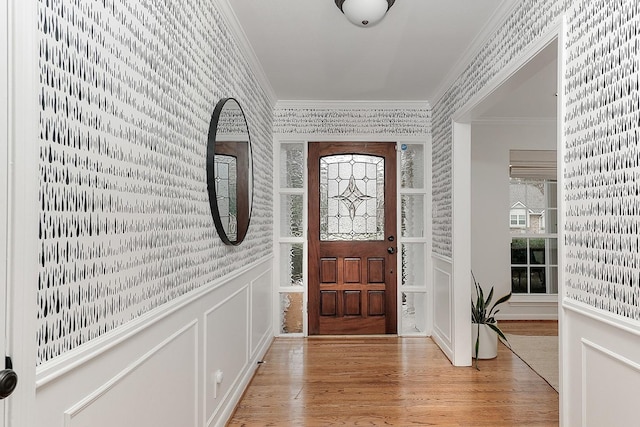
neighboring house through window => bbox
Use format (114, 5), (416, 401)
(509, 202), (527, 228)
(509, 150), (558, 295)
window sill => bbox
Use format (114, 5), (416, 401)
(509, 294), (559, 306)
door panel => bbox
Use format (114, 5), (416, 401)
(309, 142), (397, 335)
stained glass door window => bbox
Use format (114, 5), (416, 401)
(319, 154), (385, 241)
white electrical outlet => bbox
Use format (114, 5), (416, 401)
(215, 370), (224, 384)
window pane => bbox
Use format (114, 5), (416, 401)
(511, 267), (528, 293)
(527, 213), (544, 234)
(320, 154), (385, 241)
(280, 143), (304, 188)
(530, 267), (546, 293)
(401, 194), (424, 237)
(280, 293), (303, 334)
(401, 243), (425, 288)
(529, 238), (546, 264)
(400, 144), (424, 189)
(511, 239), (527, 264)
(280, 243), (303, 287)
(546, 181), (557, 208)
(548, 238), (558, 265)
(545, 208), (558, 233)
(524, 181), (546, 210)
(280, 194), (303, 237)
(548, 267), (559, 293)
(401, 292), (426, 334)
(510, 178), (558, 234)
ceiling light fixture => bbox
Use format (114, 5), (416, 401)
(335, 0), (395, 27)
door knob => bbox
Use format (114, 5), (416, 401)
(387, 246), (395, 254)
(0, 357), (18, 399)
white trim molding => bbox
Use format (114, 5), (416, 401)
(276, 100), (431, 111)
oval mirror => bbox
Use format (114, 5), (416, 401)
(206, 98), (253, 245)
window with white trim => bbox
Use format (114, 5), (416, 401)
(509, 178), (557, 294)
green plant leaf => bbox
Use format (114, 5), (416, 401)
(488, 292), (512, 318)
(485, 286), (494, 307)
(486, 322), (509, 343)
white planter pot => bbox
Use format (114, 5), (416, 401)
(472, 323), (498, 359)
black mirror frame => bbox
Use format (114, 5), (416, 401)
(206, 97), (253, 246)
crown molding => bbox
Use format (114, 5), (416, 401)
(429, 0), (519, 106)
(472, 116), (557, 124)
(275, 100), (431, 111)
(214, 0), (277, 107)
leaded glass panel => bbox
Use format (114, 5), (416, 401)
(401, 292), (426, 334)
(320, 154), (384, 241)
(401, 243), (425, 287)
(280, 292), (303, 334)
(280, 243), (303, 287)
(280, 143), (304, 188)
(400, 144), (424, 189)
(280, 194), (303, 237)
(214, 154), (237, 240)
(401, 194), (424, 237)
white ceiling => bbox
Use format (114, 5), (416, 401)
(224, 0), (516, 102)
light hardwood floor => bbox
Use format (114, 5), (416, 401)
(500, 320), (558, 336)
(228, 322), (559, 426)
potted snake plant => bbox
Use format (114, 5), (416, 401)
(471, 271), (511, 369)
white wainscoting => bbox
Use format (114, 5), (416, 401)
(562, 300), (640, 426)
(35, 257), (273, 427)
(500, 295), (559, 320)
(431, 255), (453, 362)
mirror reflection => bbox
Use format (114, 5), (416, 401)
(206, 98), (252, 245)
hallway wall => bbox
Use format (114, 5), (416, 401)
(471, 121), (558, 319)
(34, 0), (274, 425)
(434, 0), (640, 424)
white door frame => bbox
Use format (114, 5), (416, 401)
(450, 20), (563, 367)
(1, 1), (9, 422)
(5, 1), (38, 426)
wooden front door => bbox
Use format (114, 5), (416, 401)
(308, 142), (397, 335)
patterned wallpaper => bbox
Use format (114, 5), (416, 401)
(36, 0), (640, 362)
(273, 106), (431, 137)
(431, 0), (566, 257)
(434, 0), (640, 320)
(564, 1), (640, 320)
(37, 0), (273, 364)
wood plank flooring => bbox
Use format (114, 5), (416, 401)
(500, 320), (558, 336)
(228, 324), (559, 426)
